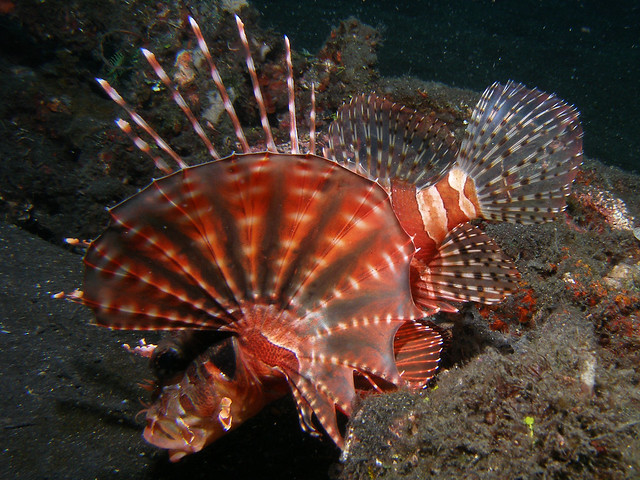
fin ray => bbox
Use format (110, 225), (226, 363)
(413, 222), (520, 309)
(326, 94), (458, 189)
(455, 81), (583, 224)
(394, 321), (442, 388)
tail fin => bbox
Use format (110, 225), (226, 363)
(455, 81), (583, 224)
(394, 320), (442, 388)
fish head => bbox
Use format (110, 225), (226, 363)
(141, 334), (281, 461)
(142, 363), (230, 461)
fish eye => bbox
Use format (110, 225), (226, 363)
(151, 345), (190, 381)
(207, 336), (237, 380)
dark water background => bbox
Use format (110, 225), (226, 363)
(254, 0), (640, 172)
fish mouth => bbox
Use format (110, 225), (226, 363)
(143, 411), (209, 462)
(138, 340), (245, 461)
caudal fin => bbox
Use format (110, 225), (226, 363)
(455, 81), (583, 224)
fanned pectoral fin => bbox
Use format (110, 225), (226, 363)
(286, 364), (356, 448)
(286, 319), (413, 448)
(413, 222), (519, 311)
(286, 319), (444, 445)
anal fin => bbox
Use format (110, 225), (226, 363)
(412, 222), (520, 310)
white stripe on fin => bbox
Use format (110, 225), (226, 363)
(455, 81), (583, 224)
(236, 15), (277, 153)
(326, 95), (457, 190)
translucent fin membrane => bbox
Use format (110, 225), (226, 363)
(413, 222), (520, 312)
(455, 81), (583, 224)
(326, 94), (458, 190)
(393, 320), (442, 388)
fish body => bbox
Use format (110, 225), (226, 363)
(65, 14), (582, 462)
(328, 87), (582, 313)
(80, 150), (429, 460)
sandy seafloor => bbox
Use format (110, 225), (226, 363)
(1, 1), (639, 479)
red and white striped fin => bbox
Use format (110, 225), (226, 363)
(96, 78), (187, 171)
(235, 15), (277, 152)
(393, 320), (442, 388)
(289, 378), (320, 436)
(287, 314), (414, 447)
(325, 94), (458, 190)
(412, 222), (520, 311)
(188, 16), (250, 153)
(286, 362), (353, 448)
(77, 152), (420, 332)
(289, 316), (442, 445)
(114, 119), (171, 174)
(75, 151), (426, 448)
(455, 81), (583, 224)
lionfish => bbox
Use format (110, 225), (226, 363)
(63, 15), (582, 461)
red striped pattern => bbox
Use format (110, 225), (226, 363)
(80, 152), (423, 453)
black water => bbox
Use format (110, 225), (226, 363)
(254, 0), (640, 172)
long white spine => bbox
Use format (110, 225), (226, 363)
(284, 36), (299, 154)
(96, 78), (187, 170)
(189, 17), (250, 153)
(99, 17), (320, 171)
(310, 84), (316, 155)
(115, 119), (171, 173)
(141, 48), (219, 160)
(236, 15), (277, 153)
